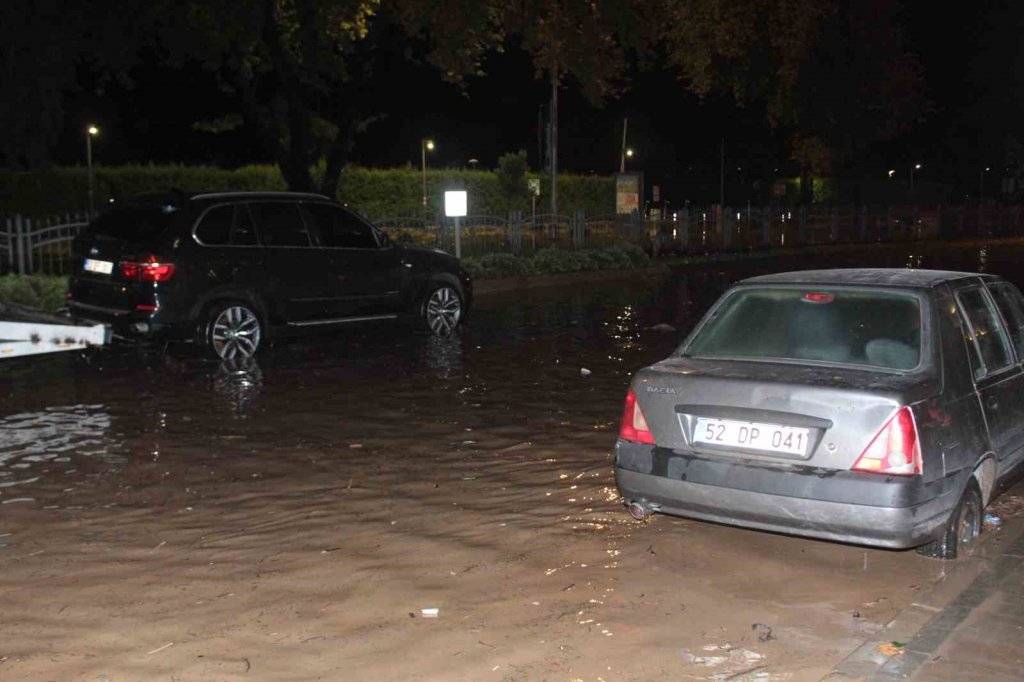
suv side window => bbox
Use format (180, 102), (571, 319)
(956, 285), (1015, 379)
(989, 282), (1024, 359)
(232, 204), (259, 246)
(195, 205), (233, 245)
(195, 204), (259, 246)
(303, 203), (378, 249)
(252, 202), (312, 247)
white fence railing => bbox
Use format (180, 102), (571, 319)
(1, 213), (91, 276)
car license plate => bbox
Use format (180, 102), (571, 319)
(83, 258), (113, 275)
(693, 417), (809, 456)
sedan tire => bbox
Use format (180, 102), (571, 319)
(916, 480), (983, 560)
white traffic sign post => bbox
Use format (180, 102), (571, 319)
(444, 190), (467, 258)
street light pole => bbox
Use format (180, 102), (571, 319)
(619, 117), (628, 174)
(910, 163), (921, 191)
(980, 166), (990, 202)
(86, 125), (99, 215)
(421, 138), (434, 209)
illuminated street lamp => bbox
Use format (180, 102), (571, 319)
(980, 166), (991, 202)
(887, 169), (896, 178)
(86, 125), (100, 215)
(421, 138), (435, 208)
(910, 162), (922, 190)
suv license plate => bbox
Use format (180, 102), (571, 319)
(693, 417), (809, 456)
(83, 258), (113, 275)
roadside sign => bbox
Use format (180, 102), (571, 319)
(444, 190), (467, 217)
(616, 173), (643, 214)
(528, 178), (541, 196)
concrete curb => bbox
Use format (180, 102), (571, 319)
(826, 517), (1024, 680)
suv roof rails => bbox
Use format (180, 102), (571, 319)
(189, 191), (332, 201)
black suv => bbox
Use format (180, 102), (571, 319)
(69, 191), (471, 358)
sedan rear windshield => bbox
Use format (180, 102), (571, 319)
(88, 206), (177, 241)
(684, 287), (923, 370)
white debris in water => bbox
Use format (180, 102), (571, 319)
(580, 368), (592, 377)
(1, 498), (34, 504)
(0, 477), (39, 488)
(420, 608), (439, 618)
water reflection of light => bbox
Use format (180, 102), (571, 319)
(0, 405), (122, 479)
(423, 331), (463, 377)
(213, 357), (264, 414)
(603, 305), (642, 363)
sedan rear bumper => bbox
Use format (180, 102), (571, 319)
(615, 444), (964, 549)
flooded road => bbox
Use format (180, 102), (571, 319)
(2, 241), (1024, 681)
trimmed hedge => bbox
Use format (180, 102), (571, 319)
(462, 244), (650, 280)
(0, 275), (68, 313)
(0, 165), (614, 220)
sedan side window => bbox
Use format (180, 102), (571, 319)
(304, 204), (378, 249)
(251, 202), (311, 247)
(956, 286), (1014, 379)
(989, 282), (1024, 359)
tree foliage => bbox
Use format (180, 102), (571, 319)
(2, 0), (929, 201)
(495, 150), (529, 209)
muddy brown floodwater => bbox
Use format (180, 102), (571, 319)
(2, 242), (1024, 681)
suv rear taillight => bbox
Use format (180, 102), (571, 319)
(851, 406), (921, 476)
(120, 254), (176, 283)
(619, 389), (655, 445)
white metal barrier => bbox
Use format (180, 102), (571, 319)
(0, 305), (110, 359)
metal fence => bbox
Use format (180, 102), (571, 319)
(4, 204), (1024, 276)
(1, 213), (91, 276)
(378, 204), (1024, 258)
(375, 210), (646, 257)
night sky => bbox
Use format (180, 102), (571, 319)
(51, 1), (1023, 203)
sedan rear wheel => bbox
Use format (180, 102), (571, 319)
(917, 480), (982, 560)
(206, 303), (262, 360)
(422, 285), (462, 335)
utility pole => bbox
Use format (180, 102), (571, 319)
(549, 70), (558, 216)
(619, 117), (629, 174)
(537, 105), (544, 171)
(719, 138), (725, 207)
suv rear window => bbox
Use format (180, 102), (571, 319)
(684, 287), (923, 370)
(89, 206), (176, 242)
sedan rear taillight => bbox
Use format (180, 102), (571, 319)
(851, 406), (921, 476)
(619, 389), (655, 445)
(120, 254), (176, 283)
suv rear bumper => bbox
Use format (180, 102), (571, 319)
(614, 441), (964, 549)
(67, 301), (185, 339)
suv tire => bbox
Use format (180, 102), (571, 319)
(202, 301), (263, 359)
(420, 283), (463, 335)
